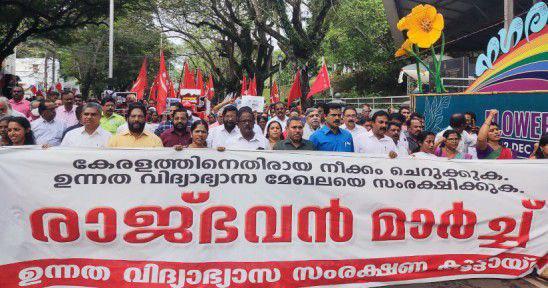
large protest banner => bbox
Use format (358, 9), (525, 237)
(0, 147), (547, 287)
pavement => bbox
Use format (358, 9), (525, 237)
(379, 276), (548, 287)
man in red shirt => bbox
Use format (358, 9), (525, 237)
(160, 108), (191, 147)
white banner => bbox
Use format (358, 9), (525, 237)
(240, 95), (265, 112)
(0, 147), (547, 287)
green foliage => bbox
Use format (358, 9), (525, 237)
(0, 0), (135, 62)
(58, 6), (171, 98)
(322, 0), (403, 96)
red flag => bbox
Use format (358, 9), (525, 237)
(197, 69), (204, 96)
(247, 75), (257, 96)
(182, 63), (196, 89)
(55, 82), (63, 92)
(190, 69), (197, 89)
(307, 62), (331, 98)
(168, 78), (177, 99)
(270, 81), (279, 103)
(154, 50), (169, 115)
(130, 58), (148, 100)
(30, 85), (37, 95)
(206, 75), (214, 100)
(149, 75), (158, 101)
(240, 75), (247, 96)
(287, 70), (302, 108)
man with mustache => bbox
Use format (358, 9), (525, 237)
(107, 103), (163, 148)
(266, 102), (288, 131)
(309, 102), (353, 152)
(303, 107), (321, 140)
(357, 110), (397, 157)
(100, 97), (126, 134)
(160, 108), (192, 147)
(341, 106), (368, 150)
(225, 106), (268, 150)
(55, 91), (79, 127)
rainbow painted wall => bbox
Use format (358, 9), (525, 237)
(467, 28), (547, 92)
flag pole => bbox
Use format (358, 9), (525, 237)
(323, 57), (334, 100)
(108, 0), (114, 87)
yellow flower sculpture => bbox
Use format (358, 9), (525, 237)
(398, 4), (444, 48)
(395, 39), (413, 57)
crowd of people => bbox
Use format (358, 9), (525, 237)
(1, 86), (547, 160)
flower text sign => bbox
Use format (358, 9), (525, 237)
(0, 148), (547, 287)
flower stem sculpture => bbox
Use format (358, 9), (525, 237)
(395, 4), (447, 93)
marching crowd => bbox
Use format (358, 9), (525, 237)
(1, 86), (547, 160)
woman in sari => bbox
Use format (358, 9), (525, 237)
(435, 129), (474, 159)
(477, 109), (516, 159)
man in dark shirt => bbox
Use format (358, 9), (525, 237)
(274, 116), (315, 150)
(160, 108), (191, 147)
(404, 118), (423, 153)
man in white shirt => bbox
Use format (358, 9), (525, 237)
(303, 107), (322, 139)
(341, 106), (368, 148)
(357, 111), (397, 157)
(386, 121), (410, 157)
(225, 106), (268, 150)
(61, 102), (111, 147)
(435, 113), (476, 154)
(31, 100), (66, 146)
(207, 105), (240, 148)
(266, 102), (288, 132)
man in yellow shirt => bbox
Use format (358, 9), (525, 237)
(107, 103), (163, 148)
(100, 97), (126, 134)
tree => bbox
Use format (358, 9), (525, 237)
(156, 0), (278, 98)
(322, 0), (402, 96)
(248, 0), (340, 107)
(0, 0), (129, 64)
(58, 6), (170, 98)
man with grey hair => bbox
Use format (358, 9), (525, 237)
(303, 107), (322, 140)
(0, 97), (25, 118)
(61, 102), (111, 147)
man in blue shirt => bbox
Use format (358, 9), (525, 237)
(309, 102), (354, 152)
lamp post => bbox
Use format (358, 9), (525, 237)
(108, 0), (114, 87)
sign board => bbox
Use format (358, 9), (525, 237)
(413, 92), (548, 158)
(240, 95), (265, 112)
(0, 148), (547, 287)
